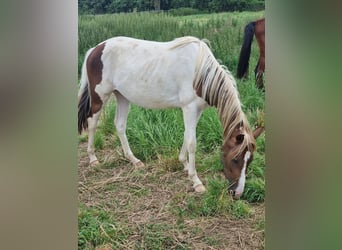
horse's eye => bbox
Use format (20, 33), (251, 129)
(232, 159), (238, 164)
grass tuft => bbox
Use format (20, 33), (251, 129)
(231, 200), (251, 218)
(78, 205), (131, 249)
(183, 177), (252, 218)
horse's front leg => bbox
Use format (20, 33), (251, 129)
(179, 140), (188, 171)
(182, 105), (205, 193)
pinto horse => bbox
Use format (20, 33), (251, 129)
(78, 36), (262, 198)
(237, 18), (265, 89)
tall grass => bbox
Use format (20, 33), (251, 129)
(78, 11), (264, 75)
(97, 101), (224, 161)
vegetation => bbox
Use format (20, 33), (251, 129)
(78, 205), (131, 249)
(78, 0), (265, 14)
(78, 10), (265, 249)
(78, 11), (264, 75)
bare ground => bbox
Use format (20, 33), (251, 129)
(78, 141), (265, 250)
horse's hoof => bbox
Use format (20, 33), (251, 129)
(194, 184), (206, 193)
(90, 160), (99, 166)
(134, 161), (145, 168)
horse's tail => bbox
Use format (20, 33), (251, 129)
(237, 21), (256, 79)
(78, 48), (94, 134)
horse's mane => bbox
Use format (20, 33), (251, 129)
(192, 39), (255, 155)
(167, 36), (255, 155)
(168, 36), (203, 50)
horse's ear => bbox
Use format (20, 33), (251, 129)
(253, 127), (265, 139)
(236, 134), (244, 144)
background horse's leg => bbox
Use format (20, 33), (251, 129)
(254, 59), (260, 81)
(181, 104), (205, 192)
(256, 72), (264, 89)
(254, 59), (264, 89)
(114, 91), (144, 167)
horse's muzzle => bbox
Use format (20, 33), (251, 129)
(228, 184), (241, 199)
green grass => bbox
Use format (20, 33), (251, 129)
(97, 101), (225, 162)
(183, 177), (251, 218)
(94, 131), (105, 150)
(78, 205), (131, 249)
(135, 223), (189, 249)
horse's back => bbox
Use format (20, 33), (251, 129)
(255, 18), (265, 38)
(100, 37), (201, 108)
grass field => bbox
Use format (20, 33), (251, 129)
(78, 10), (265, 249)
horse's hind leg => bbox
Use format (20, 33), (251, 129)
(87, 110), (102, 165)
(255, 58), (264, 89)
(114, 91), (144, 167)
(256, 72), (264, 89)
(87, 93), (111, 166)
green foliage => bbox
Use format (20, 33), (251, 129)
(184, 178), (251, 218)
(135, 223), (189, 249)
(243, 135), (265, 202)
(238, 80), (265, 111)
(242, 177), (265, 202)
(98, 99), (116, 136)
(125, 106), (184, 161)
(231, 199), (251, 218)
(196, 149), (223, 174)
(200, 178), (232, 216)
(94, 131), (104, 149)
(78, 205), (131, 249)
(78, 0), (265, 14)
(78, 134), (88, 143)
(78, 11), (264, 75)
(196, 108), (222, 152)
(168, 7), (204, 16)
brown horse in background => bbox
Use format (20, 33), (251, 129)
(237, 18), (265, 89)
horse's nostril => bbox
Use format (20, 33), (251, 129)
(228, 189), (235, 196)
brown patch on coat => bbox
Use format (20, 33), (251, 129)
(254, 18), (265, 89)
(86, 42), (106, 115)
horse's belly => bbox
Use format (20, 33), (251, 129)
(125, 94), (180, 109)
(115, 82), (182, 109)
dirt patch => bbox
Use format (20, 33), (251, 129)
(78, 141), (265, 249)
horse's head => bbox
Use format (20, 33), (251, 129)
(222, 125), (264, 199)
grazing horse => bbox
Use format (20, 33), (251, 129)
(78, 36), (262, 198)
(237, 18), (265, 89)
